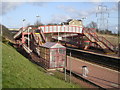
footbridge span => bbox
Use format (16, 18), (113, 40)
(14, 25), (115, 53)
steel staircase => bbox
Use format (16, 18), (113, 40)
(14, 27), (28, 39)
(32, 30), (46, 46)
(83, 28), (115, 52)
(22, 43), (32, 53)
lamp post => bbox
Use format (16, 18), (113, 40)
(28, 27), (32, 48)
(64, 49), (67, 81)
(81, 17), (87, 27)
(61, 22), (65, 41)
(116, 26), (120, 57)
(69, 51), (72, 83)
(115, 26), (120, 57)
(61, 22), (67, 81)
(36, 15), (40, 27)
(22, 19), (25, 32)
(58, 23), (60, 42)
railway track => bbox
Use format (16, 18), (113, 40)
(17, 43), (119, 71)
(66, 47), (119, 71)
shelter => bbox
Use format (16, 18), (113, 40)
(39, 42), (66, 69)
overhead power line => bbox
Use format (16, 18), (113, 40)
(96, 3), (109, 30)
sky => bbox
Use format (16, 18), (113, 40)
(0, 1), (119, 33)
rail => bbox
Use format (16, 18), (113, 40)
(32, 30), (46, 46)
(83, 28), (98, 42)
(89, 29), (115, 51)
(22, 44), (32, 53)
(14, 27), (33, 39)
(67, 47), (119, 71)
(98, 36), (115, 51)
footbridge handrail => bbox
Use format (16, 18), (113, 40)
(39, 25), (83, 34)
(83, 28), (115, 51)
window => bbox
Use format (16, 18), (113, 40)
(51, 49), (57, 55)
(52, 56), (55, 62)
(59, 49), (65, 54)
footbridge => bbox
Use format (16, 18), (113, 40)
(14, 25), (115, 53)
(39, 25), (83, 34)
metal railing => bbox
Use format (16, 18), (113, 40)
(83, 28), (97, 42)
(83, 28), (115, 51)
(39, 25), (83, 33)
(98, 36), (115, 51)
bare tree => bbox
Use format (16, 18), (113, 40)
(87, 21), (98, 28)
(34, 21), (44, 27)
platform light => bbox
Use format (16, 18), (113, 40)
(38, 27), (40, 29)
(28, 27), (32, 30)
(28, 26), (31, 48)
(81, 17), (87, 27)
(98, 5), (102, 10)
(82, 17), (87, 20)
(23, 19), (25, 22)
(22, 19), (26, 32)
(36, 15), (40, 27)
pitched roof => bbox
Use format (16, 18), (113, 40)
(41, 42), (65, 48)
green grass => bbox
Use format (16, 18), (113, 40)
(2, 43), (81, 88)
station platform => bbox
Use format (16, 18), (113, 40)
(66, 56), (120, 89)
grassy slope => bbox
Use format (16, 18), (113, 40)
(2, 43), (80, 88)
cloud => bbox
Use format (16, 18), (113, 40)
(109, 3), (118, 12)
(58, 3), (118, 19)
(89, 0), (102, 2)
(58, 5), (97, 18)
(1, 2), (23, 15)
(48, 14), (72, 24)
(30, 2), (47, 7)
(58, 5), (77, 13)
(1, 2), (47, 15)
(2, 0), (120, 2)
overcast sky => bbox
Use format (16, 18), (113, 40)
(1, 1), (119, 33)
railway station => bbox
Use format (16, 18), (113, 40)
(2, 1), (120, 89)
(12, 18), (120, 89)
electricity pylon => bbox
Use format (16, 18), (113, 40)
(96, 3), (109, 31)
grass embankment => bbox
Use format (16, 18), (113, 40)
(2, 43), (80, 88)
